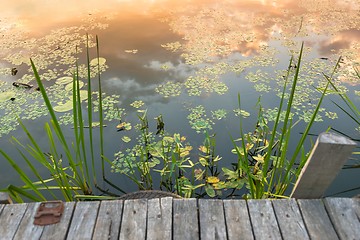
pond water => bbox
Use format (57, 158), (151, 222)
(0, 0), (359, 199)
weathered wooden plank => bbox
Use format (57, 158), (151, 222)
(272, 199), (310, 240)
(198, 199), (227, 240)
(247, 199), (282, 239)
(291, 132), (356, 199)
(223, 200), (254, 240)
(40, 202), (75, 240)
(297, 199), (339, 240)
(92, 200), (123, 240)
(147, 197), (172, 239)
(0, 192), (12, 204)
(324, 198), (360, 240)
(66, 201), (100, 240)
(354, 197), (360, 215)
(13, 203), (43, 240)
(173, 198), (199, 240)
(119, 199), (147, 240)
(0, 203), (28, 240)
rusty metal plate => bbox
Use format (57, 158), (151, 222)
(34, 200), (64, 226)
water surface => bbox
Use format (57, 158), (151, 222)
(0, 0), (359, 198)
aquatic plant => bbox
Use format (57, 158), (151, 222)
(111, 111), (201, 197)
(224, 43), (337, 199)
(325, 65), (360, 195)
(0, 36), (117, 202)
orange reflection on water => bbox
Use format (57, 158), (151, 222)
(1, 0), (359, 66)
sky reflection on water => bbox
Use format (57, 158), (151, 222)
(0, 0), (359, 197)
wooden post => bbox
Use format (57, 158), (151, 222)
(0, 192), (12, 204)
(291, 132), (357, 199)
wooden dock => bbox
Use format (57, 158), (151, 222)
(0, 197), (359, 240)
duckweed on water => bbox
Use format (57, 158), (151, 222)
(211, 109), (227, 121)
(130, 100), (145, 109)
(187, 105), (214, 133)
(184, 76), (228, 96)
(155, 81), (182, 98)
(325, 111), (338, 120)
(157, 1), (359, 128)
(0, 14), (112, 137)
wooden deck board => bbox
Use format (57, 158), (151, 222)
(92, 200), (123, 240)
(173, 199), (199, 240)
(147, 197), (172, 239)
(40, 202), (75, 240)
(0, 197), (358, 240)
(324, 198), (360, 240)
(198, 199), (227, 240)
(272, 199), (310, 240)
(119, 199), (147, 240)
(298, 199), (339, 240)
(247, 199), (282, 239)
(13, 203), (43, 240)
(0, 203), (28, 240)
(66, 201), (100, 240)
(223, 200), (254, 240)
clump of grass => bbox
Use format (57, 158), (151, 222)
(324, 65), (360, 195)
(0, 35), (118, 202)
(222, 43), (342, 199)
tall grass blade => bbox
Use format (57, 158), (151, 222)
(74, 64), (90, 185)
(0, 149), (46, 201)
(31, 58), (88, 194)
(279, 56), (341, 195)
(96, 35), (105, 178)
(233, 93), (255, 198)
(86, 34), (96, 183)
(7, 185), (43, 202)
(264, 55), (294, 196)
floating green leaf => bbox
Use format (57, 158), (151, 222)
(0, 91), (16, 102)
(121, 136), (131, 143)
(65, 81), (84, 91)
(233, 109), (250, 118)
(90, 57), (106, 66)
(55, 77), (73, 85)
(53, 100), (73, 112)
(205, 184), (216, 197)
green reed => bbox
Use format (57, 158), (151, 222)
(0, 35), (116, 202)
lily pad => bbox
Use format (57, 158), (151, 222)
(55, 76), (73, 85)
(53, 100), (73, 112)
(121, 136), (131, 143)
(116, 122), (132, 131)
(79, 90), (88, 100)
(90, 57), (106, 66)
(0, 91), (16, 102)
(65, 81), (84, 91)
